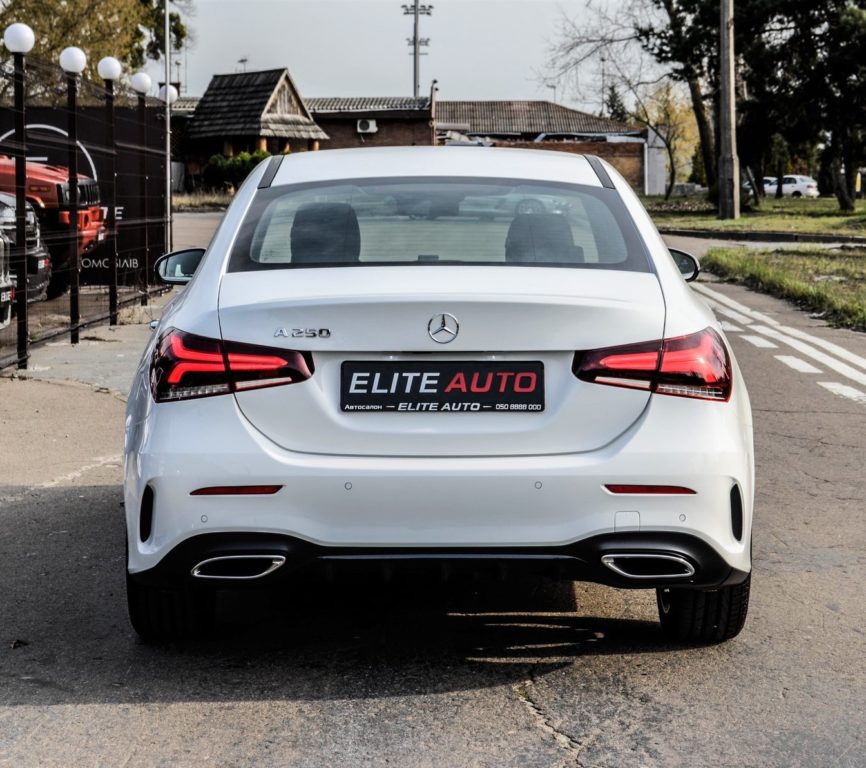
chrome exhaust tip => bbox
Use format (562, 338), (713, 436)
(601, 553), (695, 580)
(191, 554), (286, 580)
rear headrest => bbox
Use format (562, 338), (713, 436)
(505, 213), (583, 264)
(290, 203), (361, 264)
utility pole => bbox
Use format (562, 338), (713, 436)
(402, 2), (432, 98)
(718, 0), (740, 219)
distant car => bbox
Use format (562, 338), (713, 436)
(764, 175), (819, 198)
(0, 192), (51, 302)
(126, 146), (754, 646)
(460, 191), (571, 218)
(0, 229), (11, 329)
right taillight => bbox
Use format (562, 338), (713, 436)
(573, 327), (732, 402)
(150, 328), (314, 402)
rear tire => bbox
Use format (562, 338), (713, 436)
(126, 572), (214, 644)
(656, 573), (751, 644)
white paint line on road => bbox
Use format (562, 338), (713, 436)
(742, 334), (778, 349)
(706, 302), (753, 326)
(720, 320), (743, 332)
(818, 382), (866, 406)
(693, 283), (780, 326)
(695, 283), (866, 372)
(775, 355), (823, 374)
(750, 325), (866, 388)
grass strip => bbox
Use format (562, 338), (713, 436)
(702, 246), (866, 331)
(648, 197), (866, 237)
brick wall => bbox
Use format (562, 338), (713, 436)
(502, 141), (644, 191)
(315, 117), (434, 150)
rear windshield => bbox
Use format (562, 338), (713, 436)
(228, 176), (650, 272)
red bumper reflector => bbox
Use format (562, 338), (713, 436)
(190, 485), (283, 496)
(604, 484), (696, 495)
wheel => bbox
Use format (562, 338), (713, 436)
(792, 191), (802, 198)
(515, 198), (545, 215)
(656, 573), (751, 644)
(127, 571), (215, 644)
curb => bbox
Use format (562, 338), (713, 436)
(658, 227), (866, 245)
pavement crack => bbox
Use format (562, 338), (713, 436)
(513, 670), (587, 766)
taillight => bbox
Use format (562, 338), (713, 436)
(573, 327), (731, 402)
(150, 328), (314, 402)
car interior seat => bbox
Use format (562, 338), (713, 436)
(290, 202), (361, 264)
(504, 213), (584, 264)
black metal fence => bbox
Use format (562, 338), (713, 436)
(0, 54), (168, 369)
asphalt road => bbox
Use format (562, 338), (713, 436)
(0, 215), (864, 767)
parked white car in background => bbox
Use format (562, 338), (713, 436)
(125, 147), (754, 645)
(765, 174), (819, 197)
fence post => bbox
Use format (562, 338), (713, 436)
(131, 72), (151, 307)
(60, 47), (86, 345)
(98, 57), (122, 325)
(4, 24), (35, 369)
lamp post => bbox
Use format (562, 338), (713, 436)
(158, 83), (178, 254)
(3, 23), (34, 369)
(131, 71), (151, 305)
(98, 56), (122, 325)
(59, 46), (86, 345)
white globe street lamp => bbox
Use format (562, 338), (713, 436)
(3, 22), (35, 54)
(130, 71), (152, 95)
(4, 22), (36, 366)
(97, 56), (123, 82)
(59, 46), (87, 74)
(158, 83), (178, 105)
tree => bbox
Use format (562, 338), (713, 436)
(632, 81), (699, 198)
(0, 0), (190, 79)
(605, 85), (629, 122)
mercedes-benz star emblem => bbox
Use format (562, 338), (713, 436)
(428, 313), (459, 344)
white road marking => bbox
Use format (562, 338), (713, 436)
(720, 320), (743, 332)
(708, 303), (753, 326)
(818, 382), (866, 405)
(695, 283), (866, 372)
(693, 283), (780, 326)
(775, 355), (822, 374)
(742, 335), (778, 349)
(749, 325), (866, 388)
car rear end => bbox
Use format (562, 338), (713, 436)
(124, 148), (753, 642)
(0, 231), (11, 329)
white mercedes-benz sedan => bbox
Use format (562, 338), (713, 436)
(125, 146), (753, 644)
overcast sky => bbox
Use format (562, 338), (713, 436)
(146, 0), (598, 108)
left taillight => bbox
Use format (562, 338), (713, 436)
(573, 327), (732, 402)
(150, 328), (314, 402)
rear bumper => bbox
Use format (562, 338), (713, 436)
(129, 530), (750, 591)
(125, 374), (755, 579)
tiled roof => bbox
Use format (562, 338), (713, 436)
(436, 101), (633, 136)
(172, 96), (200, 114)
(189, 69), (327, 140)
(307, 97), (431, 113)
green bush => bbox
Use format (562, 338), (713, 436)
(202, 150), (270, 191)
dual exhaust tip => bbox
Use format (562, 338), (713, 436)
(190, 552), (696, 582)
(600, 553), (695, 580)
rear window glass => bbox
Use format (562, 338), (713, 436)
(228, 176), (650, 272)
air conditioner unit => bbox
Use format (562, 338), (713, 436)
(356, 119), (379, 134)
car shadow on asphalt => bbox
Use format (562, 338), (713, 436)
(0, 484), (690, 706)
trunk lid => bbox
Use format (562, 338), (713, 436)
(218, 266), (665, 456)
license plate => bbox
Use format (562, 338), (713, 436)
(0, 290), (10, 304)
(341, 361), (544, 413)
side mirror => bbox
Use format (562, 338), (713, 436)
(154, 248), (206, 285)
(669, 248), (700, 282)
